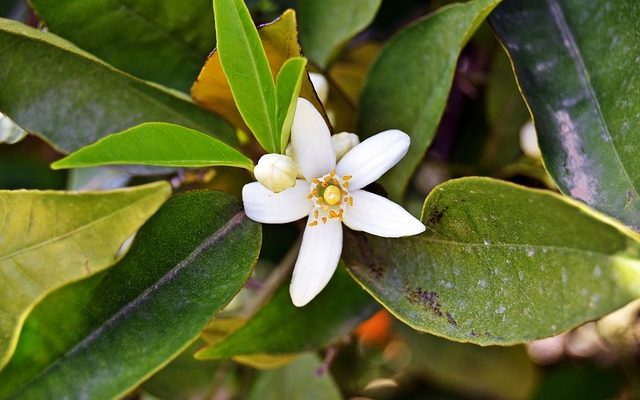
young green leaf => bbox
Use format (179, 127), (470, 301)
(213, 0), (277, 153)
(29, 0), (214, 92)
(192, 10), (328, 139)
(0, 18), (235, 154)
(0, 182), (171, 371)
(0, 191), (261, 399)
(51, 122), (254, 171)
(276, 57), (307, 153)
(298, 0), (382, 68)
(343, 177), (640, 345)
(196, 267), (377, 360)
(357, 0), (502, 200)
(490, 0), (640, 230)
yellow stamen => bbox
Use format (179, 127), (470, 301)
(348, 197), (353, 206)
(314, 210), (319, 218)
(322, 217), (327, 224)
(342, 175), (352, 180)
(308, 220), (318, 227)
(323, 185), (342, 205)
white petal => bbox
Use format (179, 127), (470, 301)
(336, 129), (410, 190)
(309, 72), (329, 104)
(291, 98), (336, 181)
(343, 190), (425, 237)
(289, 217), (342, 307)
(242, 180), (311, 223)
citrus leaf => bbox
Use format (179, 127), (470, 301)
(0, 191), (261, 399)
(196, 267), (377, 359)
(51, 122), (253, 171)
(490, 0), (640, 230)
(343, 177), (640, 345)
(276, 57), (307, 153)
(192, 10), (326, 135)
(357, 0), (502, 200)
(0, 18), (235, 154)
(246, 354), (342, 400)
(298, 0), (382, 68)
(0, 181), (171, 370)
(29, 0), (214, 92)
(213, 0), (277, 152)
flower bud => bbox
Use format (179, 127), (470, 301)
(309, 72), (329, 104)
(331, 132), (360, 160)
(519, 120), (541, 159)
(254, 154), (298, 193)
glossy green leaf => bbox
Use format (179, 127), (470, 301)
(490, 0), (640, 230)
(0, 181), (171, 370)
(29, 0), (214, 92)
(51, 122), (253, 171)
(246, 354), (342, 400)
(298, 0), (382, 68)
(213, 0), (277, 153)
(343, 177), (640, 345)
(196, 267), (377, 359)
(0, 18), (235, 154)
(276, 57), (307, 153)
(399, 325), (537, 399)
(357, 0), (502, 200)
(0, 191), (261, 399)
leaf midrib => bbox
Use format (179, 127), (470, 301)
(546, 0), (640, 200)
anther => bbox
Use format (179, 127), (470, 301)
(308, 220), (318, 227)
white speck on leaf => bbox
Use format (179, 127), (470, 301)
(496, 305), (506, 314)
(478, 279), (488, 289)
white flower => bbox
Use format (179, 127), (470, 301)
(253, 153), (298, 193)
(242, 98), (425, 307)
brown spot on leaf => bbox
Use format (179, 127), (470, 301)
(406, 287), (443, 317)
(446, 312), (457, 327)
(426, 206), (448, 226)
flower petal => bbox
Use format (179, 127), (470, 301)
(291, 98), (336, 181)
(336, 129), (410, 190)
(242, 180), (311, 223)
(343, 190), (425, 237)
(289, 217), (342, 307)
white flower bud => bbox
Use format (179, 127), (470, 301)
(0, 113), (27, 144)
(254, 154), (298, 193)
(331, 132), (360, 160)
(519, 120), (541, 159)
(285, 143), (304, 178)
(309, 72), (329, 105)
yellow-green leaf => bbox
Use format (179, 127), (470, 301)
(0, 181), (171, 369)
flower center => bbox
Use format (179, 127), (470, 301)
(306, 169), (353, 227)
(323, 185), (341, 205)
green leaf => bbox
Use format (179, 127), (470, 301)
(343, 177), (640, 345)
(298, 0), (382, 68)
(29, 0), (214, 92)
(399, 325), (537, 399)
(51, 122), (254, 171)
(490, 0), (640, 230)
(0, 191), (261, 399)
(213, 0), (277, 153)
(141, 342), (220, 400)
(276, 57), (307, 153)
(0, 18), (235, 154)
(192, 10), (328, 136)
(196, 267), (377, 359)
(357, 0), (502, 200)
(0, 181), (171, 370)
(246, 354), (342, 400)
